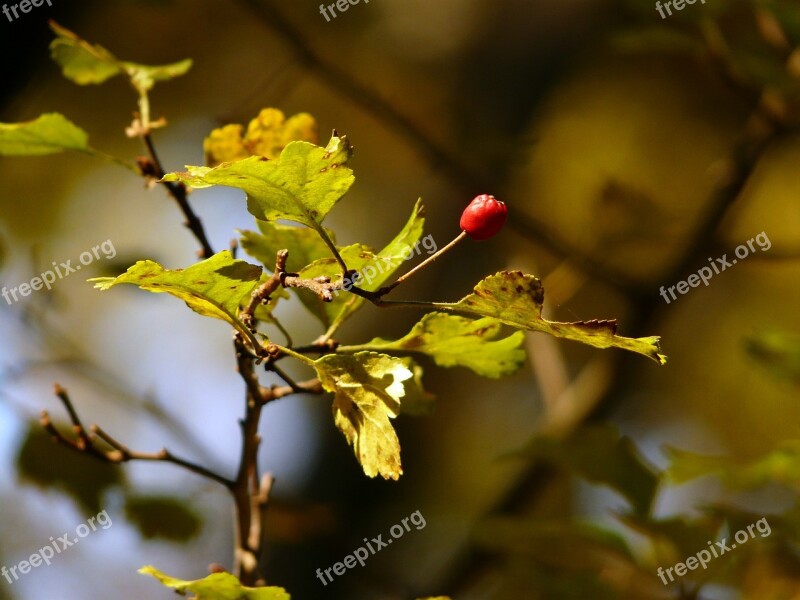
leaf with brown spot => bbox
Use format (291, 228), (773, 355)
(433, 271), (666, 364)
(89, 251), (263, 344)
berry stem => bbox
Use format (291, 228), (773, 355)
(380, 230), (468, 295)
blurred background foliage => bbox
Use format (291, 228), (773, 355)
(1, 0), (799, 599)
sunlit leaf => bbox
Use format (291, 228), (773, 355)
(205, 109), (318, 166)
(0, 113), (88, 156)
(297, 243), (375, 327)
(49, 21), (191, 91)
(515, 425), (659, 515)
(433, 271), (666, 364)
(240, 220), (334, 273)
(665, 442), (800, 491)
(164, 134), (354, 228)
(124, 495), (202, 542)
(298, 200), (426, 329)
(347, 313), (526, 378)
(139, 566), (289, 599)
(90, 250), (262, 343)
(314, 352), (413, 480)
(16, 422), (124, 514)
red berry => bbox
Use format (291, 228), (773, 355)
(460, 194), (508, 240)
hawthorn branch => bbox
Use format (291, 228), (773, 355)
(233, 260), (327, 584)
(41, 384), (234, 489)
(139, 132), (215, 259)
(242, 249), (342, 336)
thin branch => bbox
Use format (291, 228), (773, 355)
(140, 132), (216, 259)
(232, 337), (267, 585)
(41, 385), (234, 489)
(270, 363), (303, 393)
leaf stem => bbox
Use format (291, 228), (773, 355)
(84, 147), (139, 173)
(310, 220), (349, 276)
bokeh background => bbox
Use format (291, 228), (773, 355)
(1, 0), (799, 599)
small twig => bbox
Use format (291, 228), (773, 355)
(242, 250), (342, 337)
(270, 363), (303, 394)
(41, 385), (234, 489)
(269, 315), (294, 347)
(141, 132), (215, 259)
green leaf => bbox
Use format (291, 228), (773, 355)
(124, 495), (202, 542)
(49, 21), (121, 85)
(297, 200), (426, 329)
(296, 243), (376, 328)
(139, 566), (290, 599)
(49, 21), (191, 91)
(433, 271), (666, 364)
(240, 220), (334, 273)
(163, 134), (354, 228)
(346, 313), (526, 378)
(515, 425), (659, 515)
(89, 251), (262, 344)
(313, 352), (413, 480)
(0, 113), (88, 156)
(124, 59), (193, 93)
(16, 422), (124, 514)
(665, 442), (800, 491)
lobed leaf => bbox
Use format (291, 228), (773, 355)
(313, 352), (414, 480)
(0, 113), (88, 156)
(89, 251), (262, 343)
(297, 199), (426, 330)
(349, 312), (526, 378)
(139, 566), (289, 599)
(164, 134), (354, 228)
(240, 221), (334, 273)
(434, 271), (666, 364)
